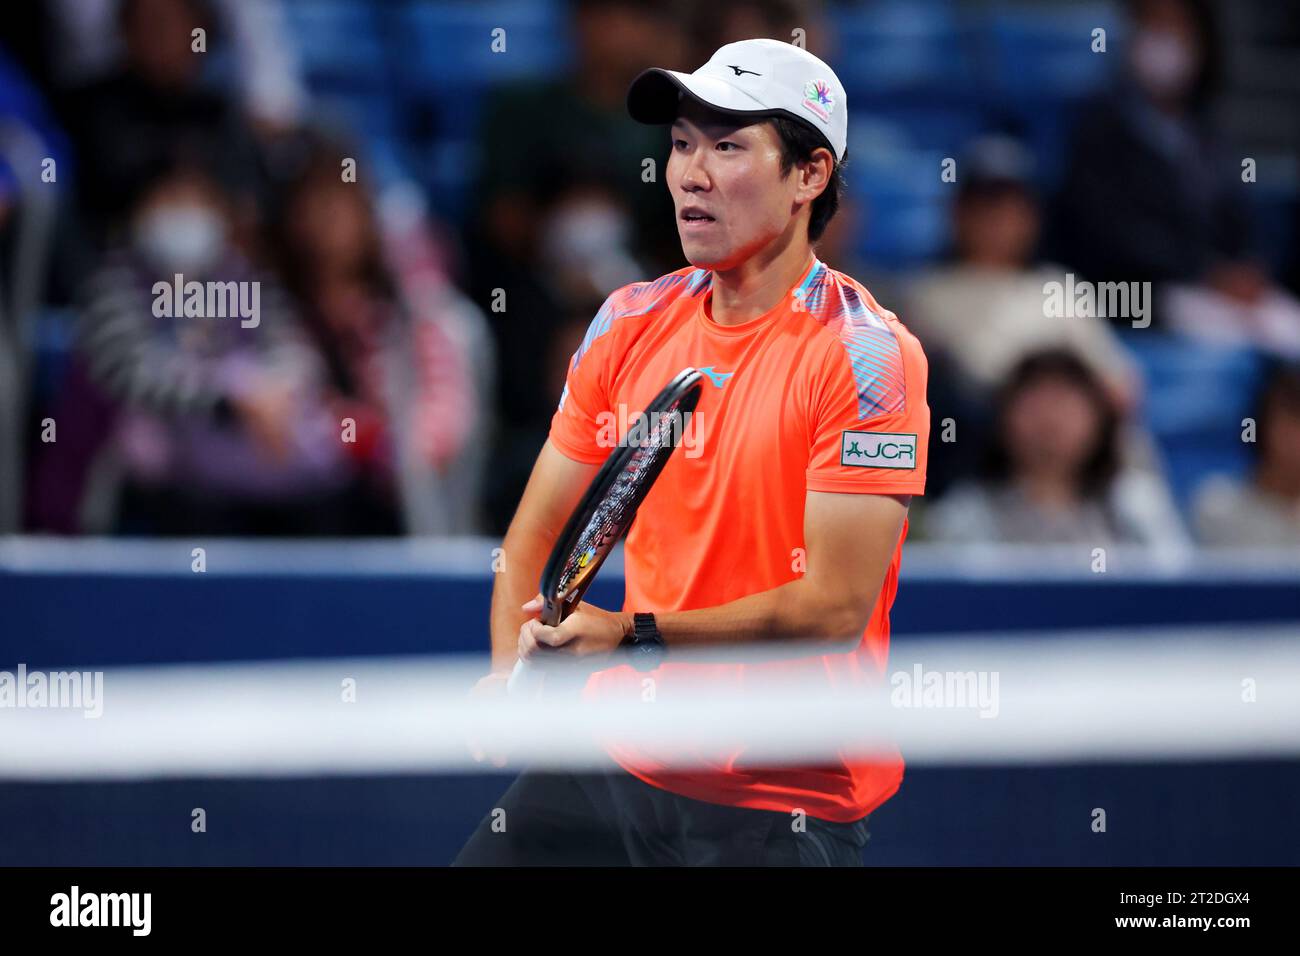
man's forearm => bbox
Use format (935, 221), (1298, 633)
(646, 577), (867, 653)
(484, 440), (604, 673)
(488, 521), (555, 672)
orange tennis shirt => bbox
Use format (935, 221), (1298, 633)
(548, 256), (930, 822)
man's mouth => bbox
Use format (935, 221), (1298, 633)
(681, 208), (717, 226)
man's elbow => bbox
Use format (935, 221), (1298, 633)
(810, 596), (873, 652)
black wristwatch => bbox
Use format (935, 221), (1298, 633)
(623, 613), (666, 672)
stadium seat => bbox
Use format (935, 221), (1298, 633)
(389, 0), (571, 95)
(831, 0), (973, 100)
(844, 113), (961, 269)
(1120, 334), (1266, 508)
(857, 102), (987, 154)
(976, 3), (1121, 104)
(280, 0), (389, 86)
(849, 153), (952, 266)
(379, 1), (571, 220)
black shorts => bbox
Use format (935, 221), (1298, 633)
(453, 765), (871, 866)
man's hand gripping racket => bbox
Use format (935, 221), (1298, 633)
(506, 368), (704, 696)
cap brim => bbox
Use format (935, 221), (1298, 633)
(627, 68), (839, 159)
(628, 68), (779, 124)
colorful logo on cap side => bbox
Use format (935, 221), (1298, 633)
(801, 80), (834, 122)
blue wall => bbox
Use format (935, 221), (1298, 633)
(4, 563), (1298, 669)
(2, 545), (1298, 865)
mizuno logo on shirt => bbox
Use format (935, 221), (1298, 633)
(697, 366), (734, 388)
(841, 431), (916, 469)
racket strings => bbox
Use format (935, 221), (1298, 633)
(555, 408), (684, 602)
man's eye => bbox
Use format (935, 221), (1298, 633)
(672, 139), (688, 150)
(716, 142), (738, 152)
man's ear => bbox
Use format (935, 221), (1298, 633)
(799, 147), (835, 203)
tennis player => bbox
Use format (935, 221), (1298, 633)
(456, 38), (930, 866)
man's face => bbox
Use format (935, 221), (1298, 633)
(666, 100), (803, 270)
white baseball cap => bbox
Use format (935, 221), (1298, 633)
(627, 38), (848, 162)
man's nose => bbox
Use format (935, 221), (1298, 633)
(677, 151), (710, 191)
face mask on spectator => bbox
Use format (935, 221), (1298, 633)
(134, 204), (227, 274)
(541, 198), (641, 293)
(1131, 28), (1196, 99)
(544, 198), (631, 264)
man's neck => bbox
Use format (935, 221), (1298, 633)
(709, 234), (815, 327)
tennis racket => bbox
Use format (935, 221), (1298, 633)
(507, 367), (704, 695)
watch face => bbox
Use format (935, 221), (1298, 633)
(630, 641), (663, 672)
(627, 615), (663, 671)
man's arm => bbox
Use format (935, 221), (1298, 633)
(519, 491), (910, 661)
(655, 491), (910, 649)
(487, 439), (601, 673)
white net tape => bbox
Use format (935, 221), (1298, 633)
(2, 624), (1297, 780)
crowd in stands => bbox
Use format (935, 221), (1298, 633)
(0, 0), (1296, 550)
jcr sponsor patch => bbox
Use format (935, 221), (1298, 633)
(840, 431), (917, 469)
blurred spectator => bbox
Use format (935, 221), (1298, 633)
(920, 349), (1188, 548)
(906, 136), (1143, 499)
(470, 0), (686, 281)
(686, 0), (830, 65)
(68, 160), (348, 535)
(1194, 362), (1300, 547)
(1051, 0), (1300, 355)
(909, 135), (1142, 410)
(467, 0), (689, 531)
(0, 2), (117, 97)
(2, 0), (307, 129)
(59, 0), (266, 244)
(0, 49), (70, 533)
(539, 184), (646, 307)
(544, 311), (597, 420)
(273, 143), (488, 534)
(4, 0), (1294, 548)
(1052, 0), (1243, 285)
(214, 0), (309, 132)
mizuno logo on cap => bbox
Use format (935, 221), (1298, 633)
(726, 65), (761, 77)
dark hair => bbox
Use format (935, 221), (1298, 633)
(123, 149), (223, 215)
(1249, 360), (1300, 467)
(269, 137), (398, 396)
(271, 135), (393, 304)
(983, 348), (1121, 497)
(769, 116), (844, 242)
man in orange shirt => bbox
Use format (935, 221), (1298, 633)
(456, 38), (930, 866)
